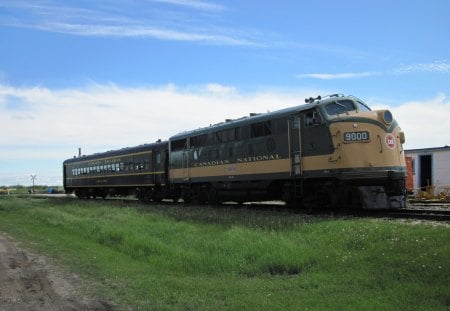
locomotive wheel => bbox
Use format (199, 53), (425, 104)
(75, 190), (89, 200)
(207, 188), (218, 205)
(182, 193), (192, 204)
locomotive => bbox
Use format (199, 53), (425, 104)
(63, 94), (407, 209)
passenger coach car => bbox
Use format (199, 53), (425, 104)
(63, 141), (168, 201)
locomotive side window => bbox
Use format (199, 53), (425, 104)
(305, 110), (322, 127)
(215, 127), (241, 143)
(171, 138), (187, 151)
(251, 120), (272, 138)
(325, 100), (355, 116)
(190, 134), (208, 147)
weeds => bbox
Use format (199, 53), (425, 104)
(0, 196), (448, 310)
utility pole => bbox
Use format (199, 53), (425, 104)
(30, 174), (37, 194)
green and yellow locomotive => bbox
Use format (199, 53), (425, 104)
(169, 94), (406, 208)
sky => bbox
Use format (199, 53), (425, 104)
(0, 0), (449, 186)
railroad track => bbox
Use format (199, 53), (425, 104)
(347, 208), (450, 222)
(30, 194), (450, 222)
(387, 208), (450, 222)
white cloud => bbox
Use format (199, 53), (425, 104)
(0, 1), (257, 46)
(296, 72), (380, 80)
(393, 61), (450, 74)
(205, 83), (237, 95)
(151, 0), (225, 11)
(371, 94), (450, 149)
(18, 22), (255, 46)
(0, 83), (310, 152)
(298, 61), (450, 80)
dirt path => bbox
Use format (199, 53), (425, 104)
(0, 233), (115, 311)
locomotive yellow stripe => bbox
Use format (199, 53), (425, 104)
(169, 158), (291, 179)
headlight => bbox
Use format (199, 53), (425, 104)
(383, 110), (393, 125)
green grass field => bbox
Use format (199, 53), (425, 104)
(0, 196), (448, 310)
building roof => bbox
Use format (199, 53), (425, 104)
(405, 145), (450, 154)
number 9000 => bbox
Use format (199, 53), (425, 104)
(344, 131), (369, 142)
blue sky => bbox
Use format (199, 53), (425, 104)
(1, 0), (449, 186)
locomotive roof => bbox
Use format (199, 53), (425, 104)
(170, 94), (362, 140)
(63, 140), (168, 164)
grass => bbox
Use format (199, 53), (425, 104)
(0, 196), (448, 310)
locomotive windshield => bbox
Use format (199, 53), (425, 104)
(324, 99), (371, 116)
(356, 101), (371, 112)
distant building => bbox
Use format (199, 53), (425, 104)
(405, 146), (450, 194)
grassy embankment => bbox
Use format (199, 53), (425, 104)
(0, 196), (448, 310)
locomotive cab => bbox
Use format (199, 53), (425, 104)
(305, 95), (407, 209)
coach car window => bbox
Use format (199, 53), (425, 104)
(325, 100), (355, 116)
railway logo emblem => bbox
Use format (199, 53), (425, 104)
(385, 134), (396, 149)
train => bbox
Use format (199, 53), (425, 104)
(63, 94), (407, 209)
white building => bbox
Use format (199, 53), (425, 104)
(405, 146), (450, 194)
